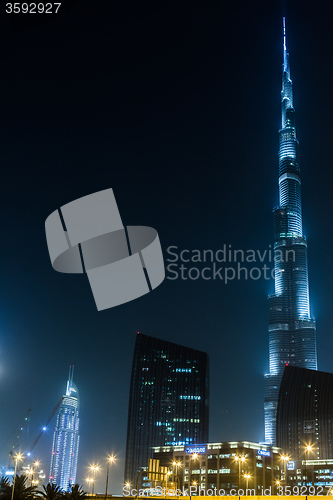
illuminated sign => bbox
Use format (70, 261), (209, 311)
(185, 445), (206, 454)
(287, 461), (295, 470)
(257, 449), (271, 457)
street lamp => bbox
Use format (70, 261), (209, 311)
(87, 478), (94, 494)
(244, 473), (251, 490)
(25, 468), (32, 486)
(105, 456), (115, 500)
(280, 455), (289, 486)
(32, 460), (40, 486)
(11, 453), (24, 500)
(165, 471), (171, 489)
(235, 456), (246, 488)
(172, 461), (182, 486)
(89, 465), (100, 495)
(305, 444), (313, 486)
(275, 480), (281, 494)
(190, 454), (199, 488)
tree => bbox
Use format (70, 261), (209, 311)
(0, 476), (11, 500)
(0, 475), (38, 500)
(64, 485), (86, 500)
(39, 484), (63, 500)
(0, 477), (10, 489)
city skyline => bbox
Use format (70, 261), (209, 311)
(264, 18), (317, 445)
(1, 1), (333, 495)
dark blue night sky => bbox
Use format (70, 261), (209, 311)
(1, 0), (333, 493)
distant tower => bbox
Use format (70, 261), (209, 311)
(50, 366), (80, 491)
(264, 18), (317, 445)
(124, 333), (209, 488)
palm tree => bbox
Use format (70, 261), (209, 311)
(0, 477), (10, 488)
(0, 477), (11, 500)
(39, 484), (63, 500)
(1, 475), (38, 500)
(64, 485), (86, 500)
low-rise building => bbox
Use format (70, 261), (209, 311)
(152, 441), (282, 493)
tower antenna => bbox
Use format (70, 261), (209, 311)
(283, 17), (288, 72)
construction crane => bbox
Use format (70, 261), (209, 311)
(26, 397), (64, 457)
(8, 409), (31, 467)
(8, 398), (64, 466)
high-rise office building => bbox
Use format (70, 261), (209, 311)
(49, 366), (80, 491)
(277, 366), (333, 460)
(264, 19), (317, 445)
(124, 332), (209, 487)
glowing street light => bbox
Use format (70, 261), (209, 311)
(11, 453), (24, 500)
(244, 473), (251, 490)
(235, 456), (246, 488)
(165, 471), (171, 489)
(275, 479), (281, 494)
(105, 456), (115, 499)
(305, 444), (313, 486)
(172, 461), (182, 481)
(89, 465), (100, 495)
(280, 455), (289, 486)
(31, 460), (40, 486)
(190, 453), (200, 487)
(85, 478), (93, 494)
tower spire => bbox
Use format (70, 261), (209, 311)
(283, 17), (288, 72)
(66, 365), (74, 395)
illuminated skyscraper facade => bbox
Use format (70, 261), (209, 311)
(124, 333), (209, 487)
(277, 366), (333, 459)
(264, 19), (317, 445)
(50, 366), (80, 491)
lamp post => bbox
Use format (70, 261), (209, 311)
(11, 453), (23, 500)
(280, 455), (289, 487)
(190, 454), (198, 488)
(235, 456), (246, 489)
(105, 456), (115, 500)
(244, 474), (251, 490)
(305, 445), (313, 486)
(172, 462), (182, 488)
(276, 480), (281, 494)
(90, 465), (100, 495)
(86, 478), (93, 494)
(26, 468), (32, 486)
(172, 461), (182, 477)
(31, 460), (40, 486)
(165, 471), (171, 490)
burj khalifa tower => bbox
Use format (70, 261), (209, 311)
(264, 19), (317, 445)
